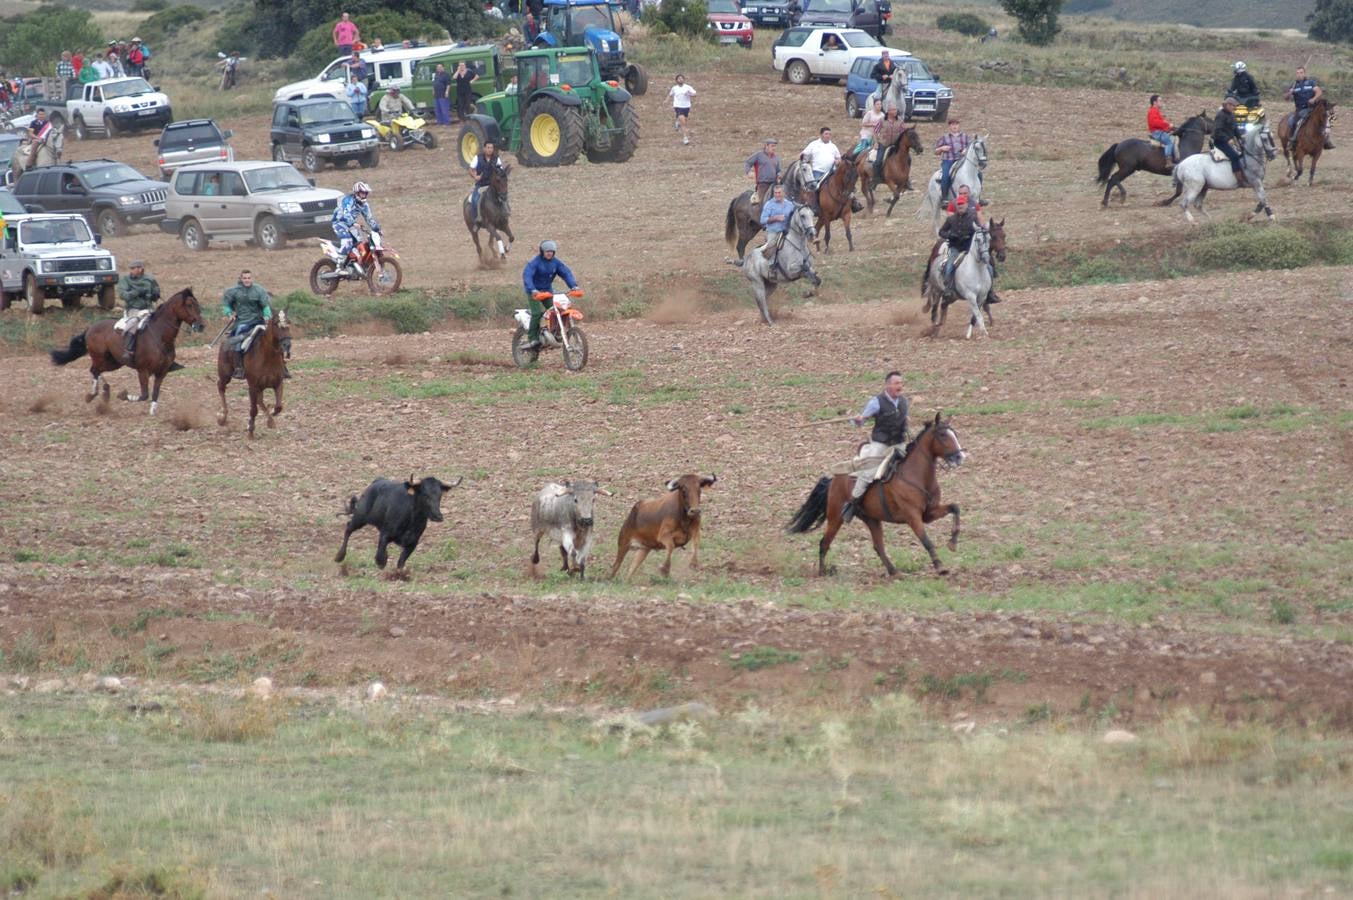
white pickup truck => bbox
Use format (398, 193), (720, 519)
(38, 77), (173, 139)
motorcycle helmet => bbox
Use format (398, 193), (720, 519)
(539, 240), (558, 253)
(353, 181), (371, 196)
(1233, 61), (1247, 73)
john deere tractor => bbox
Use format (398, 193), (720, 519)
(456, 46), (640, 168)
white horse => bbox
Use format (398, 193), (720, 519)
(923, 227), (993, 339)
(917, 134), (988, 231)
(1173, 117), (1276, 224)
(870, 73), (909, 116)
(10, 126), (64, 181)
(729, 204), (820, 326)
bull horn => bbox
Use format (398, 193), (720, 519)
(700, 474), (718, 486)
(665, 478), (680, 491)
(596, 487), (614, 497)
(439, 476), (463, 490)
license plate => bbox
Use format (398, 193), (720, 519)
(138, 109), (157, 116)
(65, 275), (95, 285)
(151, 203), (165, 211)
(313, 214), (328, 223)
(336, 143), (363, 153)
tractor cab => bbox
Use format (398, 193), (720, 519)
(535, 0), (649, 95)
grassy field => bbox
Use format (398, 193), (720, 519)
(3, 692), (1352, 898)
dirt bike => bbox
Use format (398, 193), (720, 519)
(309, 230), (403, 296)
(364, 112), (437, 152)
(512, 289), (588, 371)
(216, 53), (244, 91)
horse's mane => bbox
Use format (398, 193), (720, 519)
(900, 418), (938, 461)
(149, 287), (193, 323)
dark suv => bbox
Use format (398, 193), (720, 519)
(798, 0), (887, 39)
(12, 159), (169, 238)
(269, 98), (380, 173)
(155, 119), (234, 180)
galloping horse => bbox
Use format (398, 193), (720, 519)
(217, 310), (291, 438)
(729, 204), (820, 325)
(1096, 112), (1212, 206)
(918, 135), (988, 231)
(1277, 97), (1335, 185)
(784, 158), (858, 252)
(855, 125), (924, 216)
(922, 219), (1007, 339)
(49, 288), (204, 415)
(723, 190), (766, 263)
(463, 164), (515, 265)
(786, 413), (967, 576)
(1169, 117), (1277, 223)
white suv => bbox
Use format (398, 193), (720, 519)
(273, 44), (454, 104)
(772, 26), (900, 85)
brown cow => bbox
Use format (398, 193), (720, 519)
(609, 474), (717, 580)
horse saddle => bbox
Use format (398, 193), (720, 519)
(1209, 148), (1228, 162)
(232, 323), (267, 354)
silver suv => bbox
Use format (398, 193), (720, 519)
(158, 161), (343, 252)
(155, 119), (234, 179)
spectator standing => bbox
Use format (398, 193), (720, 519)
(345, 73), (369, 119)
(432, 63), (452, 126)
(453, 61), (478, 122)
(744, 137), (781, 204)
(126, 39), (146, 77)
(347, 51), (367, 83)
(334, 12), (360, 57)
(79, 54), (100, 83)
(669, 73), (696, 145)
(92, 53), (113, 80)
(56, 51), (74, 87)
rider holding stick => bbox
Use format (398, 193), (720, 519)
(841, 370), (910, 523)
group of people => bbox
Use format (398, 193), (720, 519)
(53, 39), (152, 90)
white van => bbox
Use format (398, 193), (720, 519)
(272, 44), (453, 104)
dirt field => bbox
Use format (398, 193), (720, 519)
(3, 71), (1352, 726)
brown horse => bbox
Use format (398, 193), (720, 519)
(217, 310), (291, 438)
(812, 160), (858, 252)
(855, 125), (924, 216)
(49, 287), (204, 416)
(723, 189), (766, 262)
(787, 413), (966, 575)
(463, 164), (515, 266)
(1097, 112), (1212, 207)
(1277, 97), (1335, 186)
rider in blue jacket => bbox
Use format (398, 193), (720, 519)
(521, 240), (578, 349)
(331, 181), (380, 274)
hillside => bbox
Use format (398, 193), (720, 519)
(1065, 0), (1316, 31)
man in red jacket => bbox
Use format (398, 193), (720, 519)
(1147, 94), (1176, 165)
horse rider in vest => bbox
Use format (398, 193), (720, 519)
(937, 192), (980, 293)
(871, 105), (907, 185)
(841, 370), (910, 524)
(869, 49), (907, 114)
(468, 138), (506, 225)
(222, 269), (273, 380)
(1228, 61), (1260, 109)
(1212, 96), (1249, 188)
(331, 181), (380, 274)
(1284, 66), (1332, 151)
(521, 239), (579, 350)
(1147, 94), (1176, 165)
(799, 126), (841, 216)
(113, 260), (161, 364)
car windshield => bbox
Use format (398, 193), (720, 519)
(299, 101), (356, 125)
(160, 124), (222, 148)
(0, 189), (25, 215)
(843, 31), (881, 47)
(102, 78), (155, 99)
(242, 166), (312, 193)
(902, 58), (934, 79)
(82, 164), (146, 186)
(321, 61), (351, 82)
(809, 0), (852, 11)
(707, 0), (741, 11)
(557, 54), (593, 87)
(570, 5), (613, 29)
(19, 218), (93, 244)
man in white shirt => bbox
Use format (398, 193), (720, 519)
(668, 74), (696, 145)
(800, 126), (841, 215)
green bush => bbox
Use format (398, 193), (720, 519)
(131, 0), (170, 10)
(1071, 255), (1125, 284)
(374, 298), (434, 334)
(0, 6), (103, 74)
(234, 0), (490, 60)
(1187, 225), (1313, 270)
(294, 11), (448, 70)
(139, 6), (210, 44)
(1000, 0), (1063, 44)
(647, 0), (715, 41)
(936, 12), (991, 36)
(449, 296), (490, 321)
(1309, 0), (1353, 43)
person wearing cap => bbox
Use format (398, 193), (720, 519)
(521, 240), (579, 350)
(935, 117), (972, 203)
(745, 138), (781, 204)
(1212, 95), (1248, 187)
(378, 85), (415, 143)
(113, 261), (162, 364)
(937, 192), (979, 293)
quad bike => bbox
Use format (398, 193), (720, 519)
(364, 112), (437, 152)
(512, 289), (588, 371)
(309, 230), (403, 295)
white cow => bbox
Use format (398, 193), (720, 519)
(530, 480), (611, 579)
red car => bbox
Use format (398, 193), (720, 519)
(707, 0), (755, 47)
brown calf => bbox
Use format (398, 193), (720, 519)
(609, 474), (717, 580)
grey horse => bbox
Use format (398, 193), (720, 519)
(917, 134), (988, 232)
(1171, 116), (1277, 223)
(729, 204), (820, 326)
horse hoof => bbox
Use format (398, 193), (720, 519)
(936, 568), (950, 577)
(216, 415), (227, 427)
(948, 539), (959, 552)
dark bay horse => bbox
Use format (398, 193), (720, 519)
(49, 287), (204, 416)
(787, 413), (967, 575)
(216, 310), (291, 438)
(463, 165), (515, 266)
(784, 159), (858, 252)
(724, 190), (765, 262)
(855, 125), (924, 216)
(1097, 112), (1212, 207)
(1278, 97), (1334, 185)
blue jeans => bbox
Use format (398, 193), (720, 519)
(939, 159), (956, 199)
(435, 97), (452, 125)
(1151, 130), (1175, 161)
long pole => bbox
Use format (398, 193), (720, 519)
(207, 316), (233, 349)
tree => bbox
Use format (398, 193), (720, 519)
(1309, 0), (1353, 42)
(230, 0), (492, 59)
(999, 0), (1062, 45)
(0, 6), (104, 75)
(294, 10), (448, 68)
(648, 0), (714, 39)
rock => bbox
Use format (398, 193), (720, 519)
(365, 681), (387, 701)
(388, 625), (406, 638)
(1102, 729), (1138, 745)
(96, 676), (123, 693)
(635, 701), (717, 726)
(34, 678), (65, 694)
(248, 676), (274, 699)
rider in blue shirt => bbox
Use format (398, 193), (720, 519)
(1284, 66), (1329, 151)
(330, 181), (380, 274)
(521, 240), (578, 349)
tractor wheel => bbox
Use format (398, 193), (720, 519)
(586, 100), (640, 163)
(625, 63), (649, 96)
(457, 120), (488, 169)
(522, 97), (583, 167)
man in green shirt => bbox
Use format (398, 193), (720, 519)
(113, 260), (161, 364)
(222, 269), (272, 379)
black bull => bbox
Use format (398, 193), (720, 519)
(335, 475), (462, 570)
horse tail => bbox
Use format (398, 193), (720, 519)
(921, 254), (933, 296)
(49, 332), (88, 366)
(1096, 144), (1118, 183)
(786, 475), (832, 534)
(724, 195), (739, 248)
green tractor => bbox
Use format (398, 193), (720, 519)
(455, 46), (639, 168)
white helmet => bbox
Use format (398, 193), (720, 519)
(539, 239), (558, 253)
(1233, 61), (1247, 73)
(353, 181), (371, 195)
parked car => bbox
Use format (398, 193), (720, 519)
(34, 77), (172, 139)
(11, 159), (168, 237)
(384, 44), (503, 115)
(154, 119), (234, 179)
(270, 98), (381, 173)
(0, 212), (117, 314)
(158, 160), (343, 252)
(740, 0), (791, 28)
(707, 0), (755, 47)
(797, 0), (886, 40)
(0, 187), (25, 216)
(772, 27), (896, 85)
(272, 44), (455, 104)
(844, 53), (953, 120)
(0, 134), (22, 186)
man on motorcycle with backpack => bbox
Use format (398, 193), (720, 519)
(521, 240), (579, 351)
(468, 138), (505, 226)
(331, 182), (380, 275)
(378, 86), (416, 146)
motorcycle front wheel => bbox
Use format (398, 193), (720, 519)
(366, 258), (403, 295)
(309, 259), (339, 295)
(510, 325), (540, 368)
(562, 325), (588, 372)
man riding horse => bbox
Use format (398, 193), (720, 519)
(758, 183), (820, 284)
(222, 270), (273, 380)
(1213, 95), (1249, 187)
(869, 50), (907, 115)
(468, 138), (506, 225)
(938, 193), (981, 294)
(841, 370), (910, 524)
(1147, 94), (1176, 166)
(870, 106), (908, 186)
(113, 260), (161, 364)
(799, 126), (842, 217)
(1285, 66), (1333, 152)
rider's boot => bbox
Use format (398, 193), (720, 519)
(840, 500), (856, 524)
(232, 350), (245, 381)
(1234, 169), (1250, 188)
(122, 330), (136, 365)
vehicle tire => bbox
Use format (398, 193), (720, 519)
(72, 116), (88, 140)
(786, 60), (811, 85)
(934, 100), (951, 123)
(61, 294), (81, 310)
(24, 274), (45, 315)
(180, 217), (208, 252)
(98, 284), (116, 309)
(254, 214), (285, 251)
(95, 207), (123, 238)
(271, 142), (286, 162)
(359, 148), (380, 168)
(457, 120), (489, 169)
(625, 63), (649, 96)
(309, 259), (339, 295)
(421, 131), (438, 150)
(522, 97), (584, 167)
(0, 292), (10, 311)
(846, 93), (861, 119)
(366, 258), (403, 295)
(562, 325), (588, 372)
(302, 145), (324, 173)
(586, 100), (640, 163)
(103, 113), (118, 137)
(510, 325), (539, 367)
(388, 133), (403, 152)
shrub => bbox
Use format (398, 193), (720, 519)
(374, 298), (434, 333)
(1309, 0), (1353, 43)
(1186, 225), (1313, 270)
(449, 295), (490, 321)
(131, 0), (170, 10)
(647, 0), (715, 40)
(1000, 0), (1063, 45)
(936, 12), (991, 36)
(139, 6), (210, 44)
(235, 0), (490, 60)
(294, 10), (449, 70)
(0, 6), (103, 74)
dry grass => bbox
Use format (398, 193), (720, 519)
(169, 693), (285, 743)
